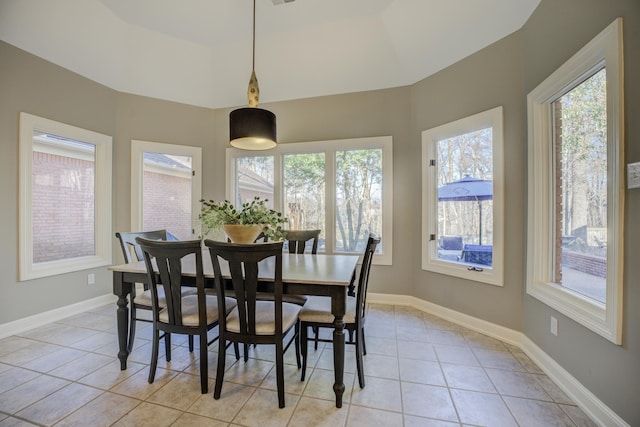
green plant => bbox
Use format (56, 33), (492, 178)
(199, 196), (288, 240)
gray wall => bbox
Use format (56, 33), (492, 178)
(113, 93), (217, 238)
(521, 0), (640, 424)
(0, 41), (117, 322)
(410, 31), (526, 331)
(1, 0), (638, 423)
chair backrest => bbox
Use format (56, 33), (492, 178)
(135, 238), (206, 326)
(354, 233), (381, 326)
(284, 229), (321, 254)
(115, 229), (179, 263)
(205, 240), (284, 337)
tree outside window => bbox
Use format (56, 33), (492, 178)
(228, 137), (392, 264)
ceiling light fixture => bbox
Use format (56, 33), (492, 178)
(229, 0), (277, 150)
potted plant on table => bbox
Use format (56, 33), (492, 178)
(199, 196), (288, 243)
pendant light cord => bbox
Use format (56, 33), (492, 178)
(252, 0), (256, 73)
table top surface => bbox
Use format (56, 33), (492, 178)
(109, 252), (359, 286)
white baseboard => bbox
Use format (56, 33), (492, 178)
(368, 292), (628, 427)
(520, 336), (629, 427)
(0, 294), (116, 340)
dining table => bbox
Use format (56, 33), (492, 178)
(109, 251), (359, 408)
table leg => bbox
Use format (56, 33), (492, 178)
(331, 287), (347, 408)
(113, 272), (131, 370)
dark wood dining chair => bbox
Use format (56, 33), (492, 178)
(204, 240), (301, 408)
(284, 229), (321, 254)
(115, 230), (196, 352)
(136, 238), (237, 394)
(298, 233), (380, 388)
(258, 229), (322, 308)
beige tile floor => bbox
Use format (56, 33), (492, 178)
(0, 303), (598, 427)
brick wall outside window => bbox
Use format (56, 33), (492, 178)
(32, 152), (95, 263)
(143, 170), (192, 240)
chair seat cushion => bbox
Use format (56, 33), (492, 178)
(298, 295), (357, 324)
(134, 285), (197, 308)
(158, 295), (237, 326)
(226, 301), (301, 335)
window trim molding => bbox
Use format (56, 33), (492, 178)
(18, 113), (113, 281)
(421, 106), (505, 287)
(226, 136), (393, 265)
(526, 18), (624, 344)
(130, 140), (202, 236)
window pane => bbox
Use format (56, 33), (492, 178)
(142, 152), (193, 240)
(553, 68), (607, 303)
(335, 149), (382, 253)
(436, 129), (493, 267)
(235, 156), (275, 207)
(284, 153), (325, 249)
(32, 132), (95, 263)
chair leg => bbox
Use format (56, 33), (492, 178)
(127, 305), (137, 353)
(214, 338), (226, 400)
(199, 333), (208, 394)
(300, 323), (308, 381)
(361, 326), (367, 355)
(313, 326), (319, 351)
(355, 327), (365, 388)
(243, 343), (249, 362)
(233, 342), (240, 360)
(189, 335), (194, 352)
(164, 332), (172, 362)
(275, 340), (285, 408)
(294, 321), (301, 369)
(148, 327), (160, 384)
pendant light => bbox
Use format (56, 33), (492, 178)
(229, 0), (277, 150)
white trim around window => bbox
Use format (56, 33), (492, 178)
(130, 140), (202, 235)
(421, 106), (505, 287)
(18, 113), (113, 280)
(526, 18), (624, 344)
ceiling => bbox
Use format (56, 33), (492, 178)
(0, 0), (540, 109)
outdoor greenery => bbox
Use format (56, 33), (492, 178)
(335, 149), (382, 252)
(284, 153), (325, 230)
(234, 148), (383, 253)
(199, 196), (287, 241)
(555, 68), (607, 248)
(282, 149), (383, 252)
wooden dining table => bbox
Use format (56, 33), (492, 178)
(110, 251), (359, 408)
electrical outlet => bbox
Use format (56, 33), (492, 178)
(87, 273), (95, 285)
(627, 162), (640, 189)
(550, 316), (558, 336)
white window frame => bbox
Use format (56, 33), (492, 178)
(526, 18), (624, 344)
(130, 140), (202, 236)
(226, 136), (393, 265)
(18, 113), (112, 280)
(421, 106), (505, 286)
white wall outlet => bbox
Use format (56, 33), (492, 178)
(550, 316), (558, 336)
(627, 162), (640, 189)
(87, 273), (95, 285)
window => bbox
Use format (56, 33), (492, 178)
(19, 113), (112, 280)
(527, 18), (624, 344)
(131, 140), (202, 240)
(226, 137), (392, 265)
(421, 106), (504, 286)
